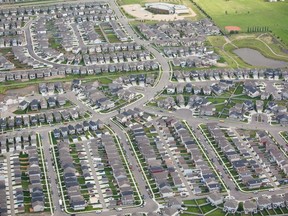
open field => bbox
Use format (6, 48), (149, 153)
(193, 0), (288, 45)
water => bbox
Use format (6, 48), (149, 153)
(233, 48), (288, 68)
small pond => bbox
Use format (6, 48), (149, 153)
(233, 48), (288, 68)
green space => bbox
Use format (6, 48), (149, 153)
(230, 36), (288, 62)
(106, 34), (121, 43)
(200, 204), (216, 214)
(193, 0), (288, 45)
(205, 208), (224, 216)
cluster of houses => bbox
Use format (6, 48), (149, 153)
(31, 17), (135, 65)
(0, 58), (159, 80)
(129, 122), (177, 198)
(0, 2), (113, 21)
(0, 158), (8, 216)
(0, 0), (31, 4)
(137, 19), (220, 47)
(31, 16), (79, 59)
(160, 118), (221, 193)
(137, 19), (220, 68)
(228, 99), (256, 120)
(0, 131), (37, 153)
(173, 68), (287, 82)
(0, 131), (40, 214)
(26, 146), (46, 212)
(115, 108), (152, 126)
(255, 131), (288, 181)
(73, 80), (138, 111)
(38, 82), (64, 95)
(57, 141), (87, 210)
(78, 21), (102, 45)
(207, 192), (288, 214)
(101, 134), (135, 205)
(18, 96), (68, 111)
(53, 120), (103, 140)
(111, 73), (156, 87)
(12, 46), (47, 68)
(207, 193), (288, 214)
(0, 108), (85, 131)
(108, 20), (128, 42)
(206, 123), (275, 190)
(156, 94), (216, 117)
(53, 120), (136, 209)
(172, 54), (219, 68)
(166, 80), (234, 96)
(0, 55), (15, 70)
(0, 16), (25, 47)
(4, 153), (25, 213)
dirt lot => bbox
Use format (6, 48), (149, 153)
(122, 4), (196, 21)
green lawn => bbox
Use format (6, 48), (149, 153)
(193, 0), (288, 45)
(206, 208), (225, 216)
(200, 204), (216, 213)
(196, 198), (208, 205)
(184, 199), (197, 205)
(186, 206), (201, 213)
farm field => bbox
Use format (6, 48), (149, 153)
(193, 0), (288, 45)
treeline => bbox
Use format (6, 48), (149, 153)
(247, 26), (270, 33)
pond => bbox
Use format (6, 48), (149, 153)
(233, 48), (288, 68)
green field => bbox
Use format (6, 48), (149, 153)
(193, 0), (288, 45)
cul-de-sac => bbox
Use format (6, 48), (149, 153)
(0, 0), (288, 216)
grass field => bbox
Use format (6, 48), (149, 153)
(193, 0), (288, 45)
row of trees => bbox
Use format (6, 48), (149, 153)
(247, 26), (270, 33)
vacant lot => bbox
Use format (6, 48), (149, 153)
(193, 0), (288, 45)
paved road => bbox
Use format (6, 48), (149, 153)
(84, 140), (107, 209)
(40, 131), (66, 216)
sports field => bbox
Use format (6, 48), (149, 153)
(193, 0), (288, 45)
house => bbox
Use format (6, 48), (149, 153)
(68, 125), (75, 135)
(32, 201), (45, 212)
(166, 84), (175, 94)
(40, 98), (47, 109)
(224, 199), (238, 213)
(18, 100), (29, 111)
(45, 112), (54, 123)
(57, 96), (66, 106)
(247, 178), (262, 189)
(53, 129), (61, 139)
(243, 200), (257, 214)
(207, 193), (224, 206)
(270, 194), (285, 208)
(30, 99), (39, 111)
(244, 83), (260, 98)
(53, 112), (62, 123)
(167, 197), (182, 209)
(257, 196), (272, 210)
(47, 97), (57, 108)
(89, 120), (98, 131)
